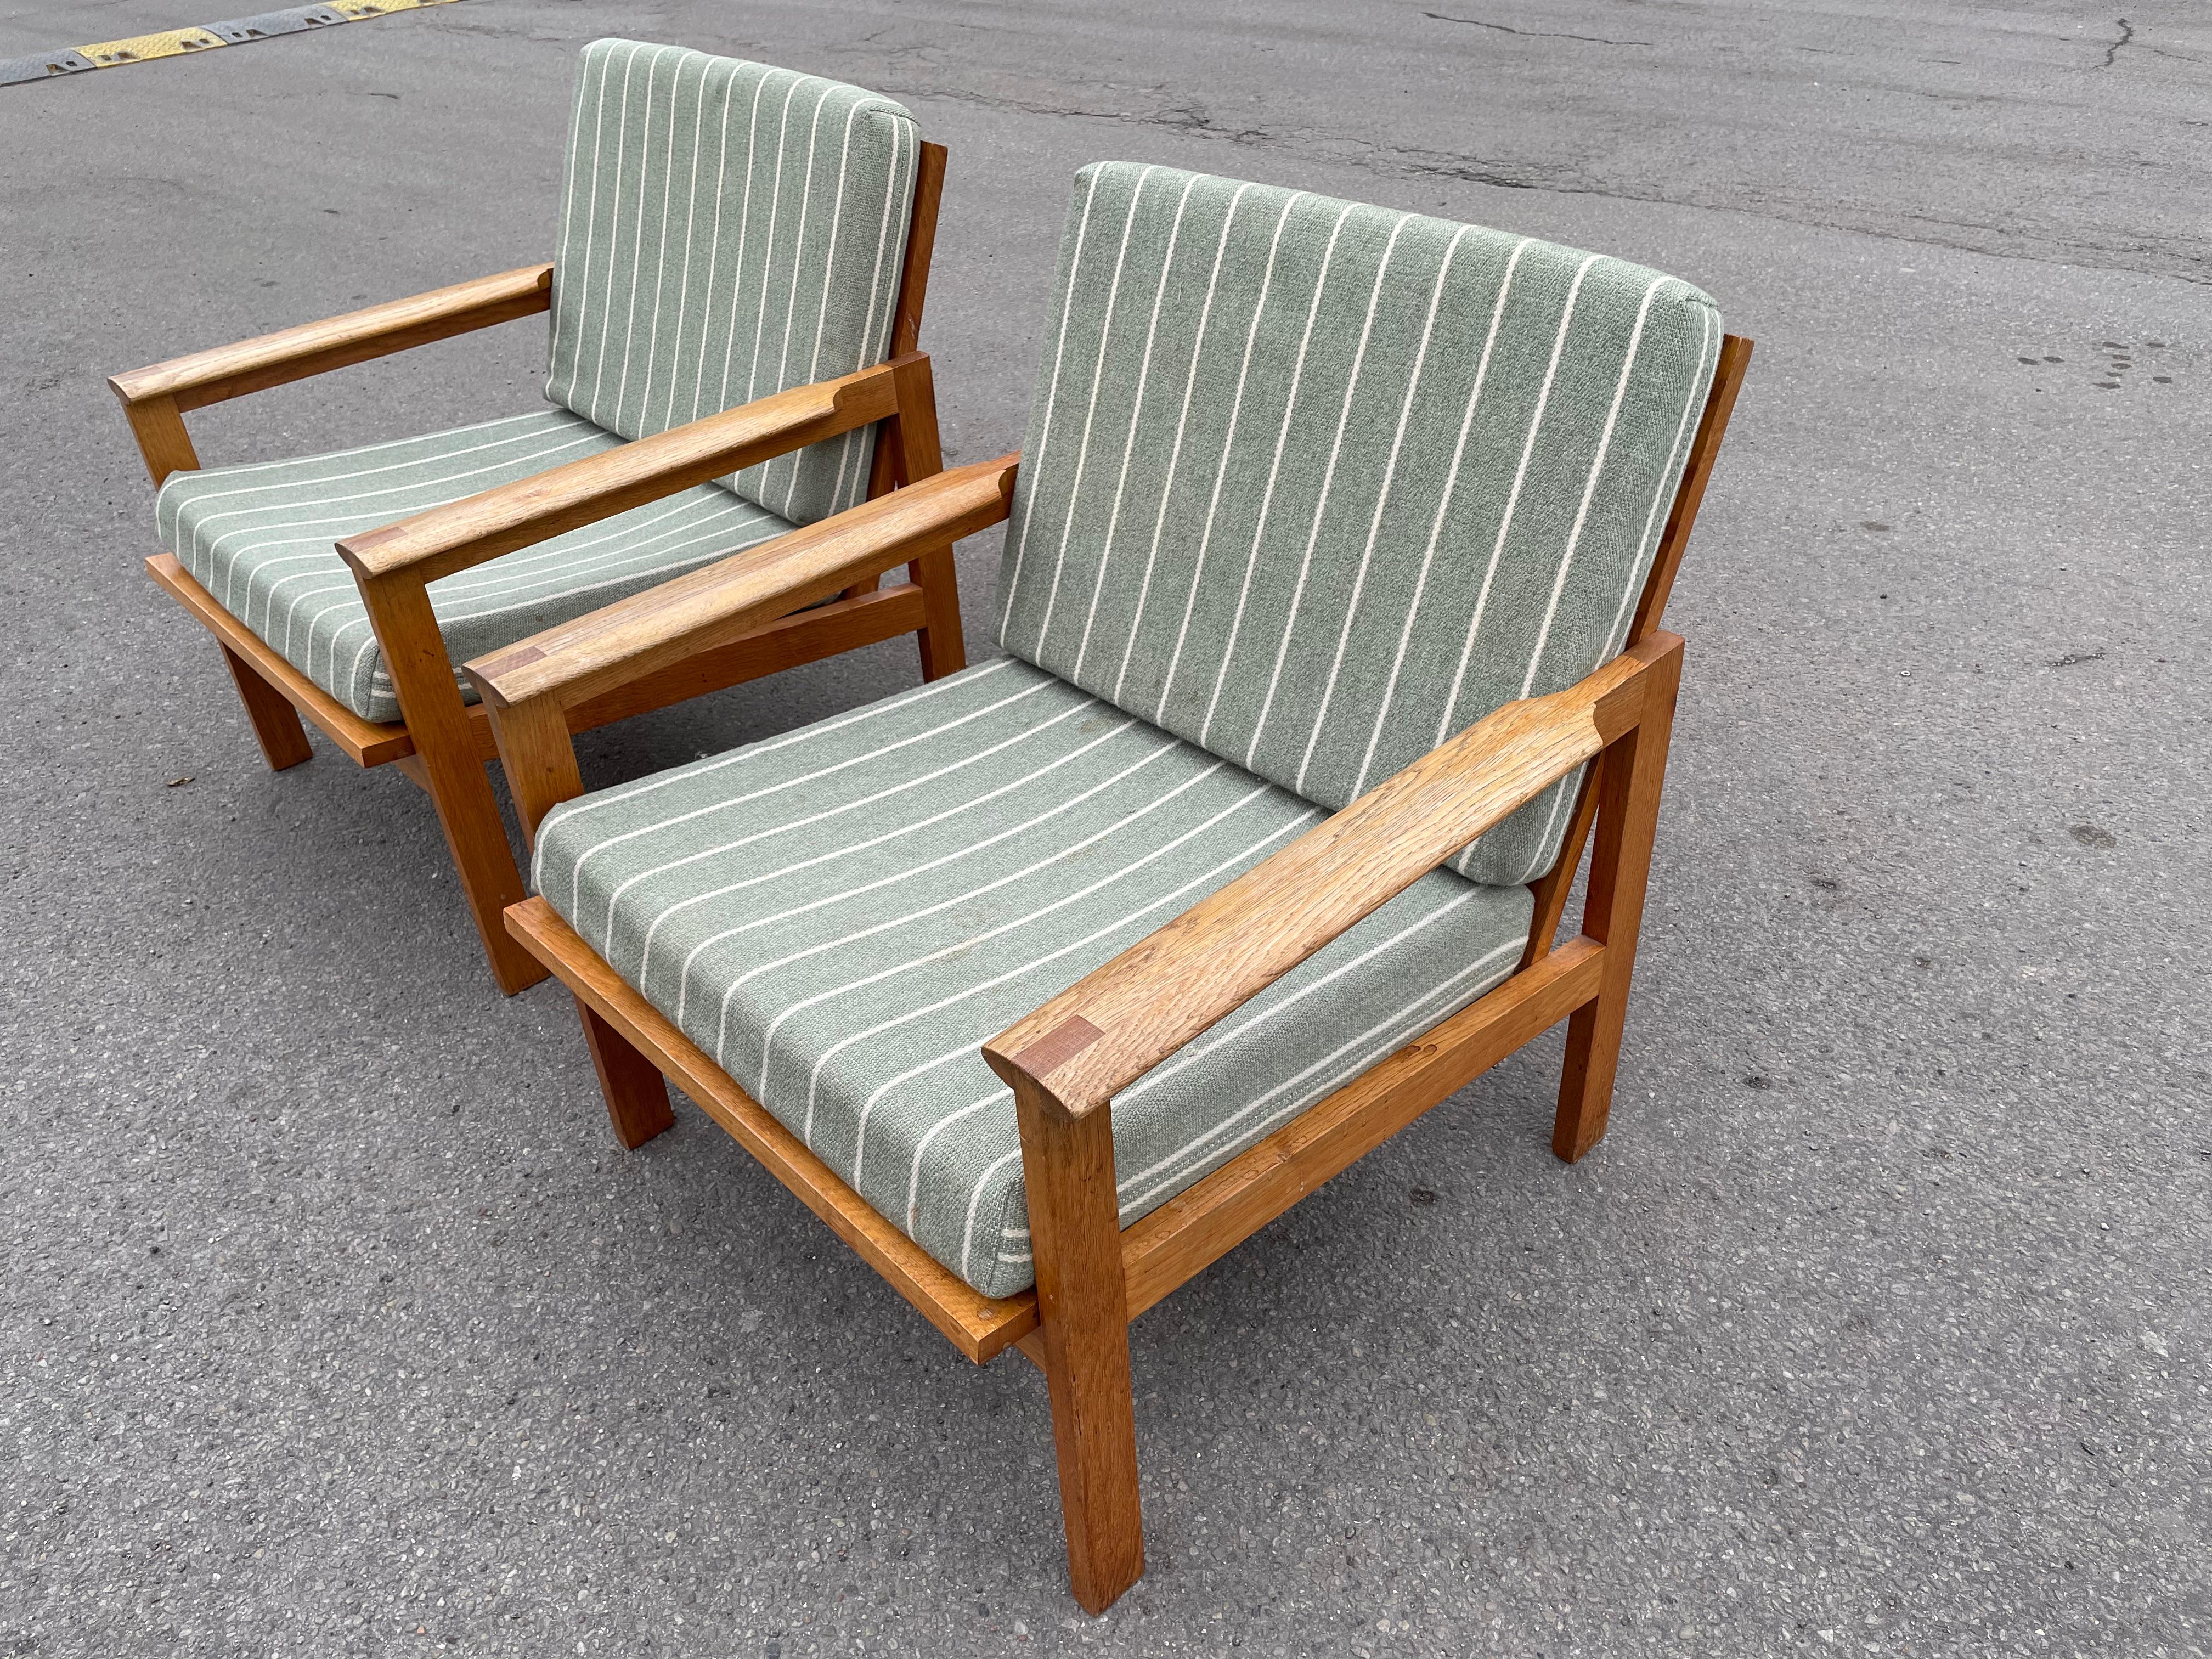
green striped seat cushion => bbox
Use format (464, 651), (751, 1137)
(532, 656), (1533, 1299)
(548, 41), (920, 527)
(156, 410), (794, 725)
(994, 163), (1723, 887)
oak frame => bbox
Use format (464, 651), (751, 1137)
(482, 336), (1752, 1609)
(113, 142), (958, 994)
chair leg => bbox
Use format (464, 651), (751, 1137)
(1012, 1076), (1144, 1614)
(1553, 648), (1681, 1163)
(406, 745), (545, 995)
(1555, 993), (1626, 1164)
(218, 643), (314, 771)
(578, 997), (675, 1149)
(355, 570), (549, 996)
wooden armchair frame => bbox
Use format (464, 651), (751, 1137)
(473, 338), (1750, 1610)
(112, 144), (958, 994)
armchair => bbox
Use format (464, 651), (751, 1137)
(112, 41), (958, 991)
(470, 160), (1751, 1611)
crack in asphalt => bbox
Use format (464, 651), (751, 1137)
(2091, 16), (2205, 67)
(1422, 12), (1652, 48)
(878, 80), (2209, 285)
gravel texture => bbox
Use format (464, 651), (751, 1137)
(1, 2), (2207, 1655)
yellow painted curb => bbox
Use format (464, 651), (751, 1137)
(2, 0), (461, 87)
(77, 27), (228, 66)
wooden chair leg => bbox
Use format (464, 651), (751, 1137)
(417, 738), (550, 995)
(1554, 648), (1682, 1163)
(218, 643), (314, 771)
(578, 997), (674, 1149)
(356, 571), (549, 995)
(1012, 1076), (1144, 1614)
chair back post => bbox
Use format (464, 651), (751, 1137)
(1552, 635), (1684, 1160)
(1627, 334), (1754, 647)
(866, 140), (949, 501)
(885, 351), (968, 679)
(1520, 335), (1752, 968)
(890, 140), (947, 360)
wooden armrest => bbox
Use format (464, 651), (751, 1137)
(466, 452), (1018, 714)
(981, 632), (1685, 1118)
(108, 263), (554, 413)
(336, 359), (915, 589)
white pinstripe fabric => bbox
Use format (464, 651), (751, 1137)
(546, 41), (919, 527)
(532, 659), (1534, 1299)
(156, 411), (796, 724)
(995, 163), (1723, 886)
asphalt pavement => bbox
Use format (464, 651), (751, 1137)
(1, 2), (2207, 1655)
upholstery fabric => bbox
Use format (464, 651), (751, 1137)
(994, 162), (1722, 885)
(532, 657), (1534, 1299)
(157, 411), (795, 725)
(546, 40), (920, 527)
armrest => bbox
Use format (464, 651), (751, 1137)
(108, 263), (554, 413)
(465, 452), (1018, 714)
(981, 632), (1684, 1118)
(337, 358), (914, 589)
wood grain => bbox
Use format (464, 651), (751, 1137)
(109, 264), (553, 413)
(1519, 770), (1597, 970)
(466, 453), (1016, 714)
(338, 362), (904, 588)
(506, 585), (930, 842)
(1118, 936), (1604, 1317)
(1013, 1072), (1146, 1612)
(504, 897), (1040, 1362)
(983, 634), (1682, 1117)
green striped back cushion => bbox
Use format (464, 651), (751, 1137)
(546, 41), (919, 526)
(993, 163), (1722, 886)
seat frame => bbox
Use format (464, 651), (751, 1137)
(113, 143), (961, 994)
(472, 333), (1751, 1611)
